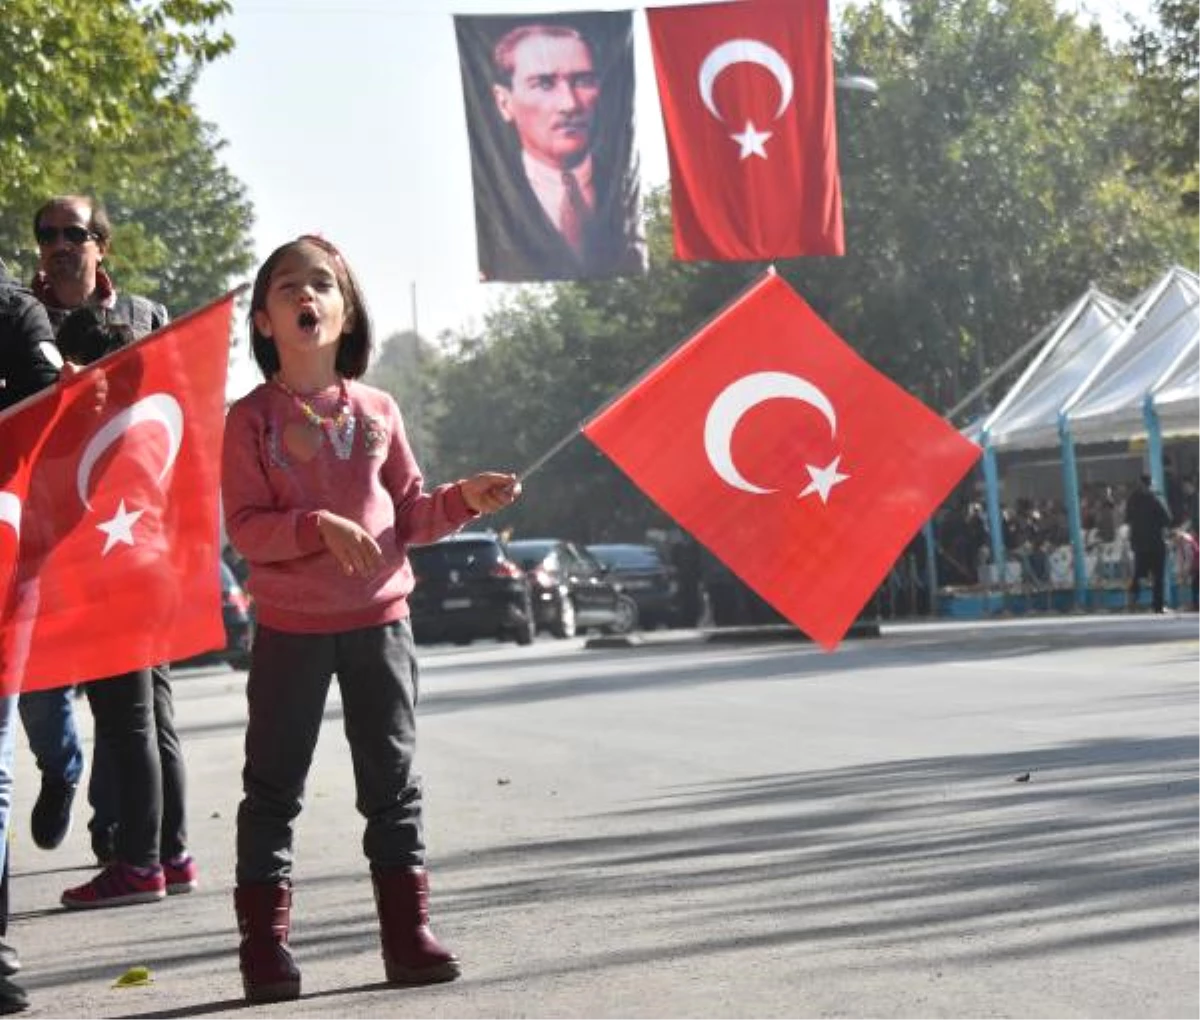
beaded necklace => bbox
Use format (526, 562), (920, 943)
(274, 375), (356, 459)
(274, 375), (350, 427)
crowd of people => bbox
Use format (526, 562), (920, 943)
(930, 470), (1199, 611)
(0, 199), (522, 1010)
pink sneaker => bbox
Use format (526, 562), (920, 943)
(163, 854), (199, 895)
(62, 863), (166, 910)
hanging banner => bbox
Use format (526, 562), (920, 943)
(456, 11), (646, 283)
(647, 0), (845, 260)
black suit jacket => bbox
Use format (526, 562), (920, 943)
(474, 153), (643, 283)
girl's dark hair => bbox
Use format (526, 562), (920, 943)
(248, 236), (372, 380)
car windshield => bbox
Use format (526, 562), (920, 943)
(409, 541), (503, 575)
(508, 541), (555, 570)
(589, 545), (662, 569)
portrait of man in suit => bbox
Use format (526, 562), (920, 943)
(456, 12), (645, 283)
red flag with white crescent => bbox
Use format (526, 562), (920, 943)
(0, 293), (234, 694)
(583, 272), (980, 649)
(647, 0), (844, 260)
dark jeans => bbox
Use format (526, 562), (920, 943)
(1130, 543), (1166, 612)
(90, 665), (188, 860)
(237, 619), (423, 886)
(84, 669), (162, 869)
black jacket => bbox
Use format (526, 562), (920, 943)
(0, 263), (60, 413)
(1125, 486), (1171, 551)
(473, 153), (643, 283)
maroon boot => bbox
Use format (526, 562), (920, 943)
(371, 865), (461, 985)
(233, 882), (301, 1003)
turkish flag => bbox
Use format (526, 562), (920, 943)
(584, 272), (980, 649)
(0, 292), (235, 694)
(647, 0), (844, 260)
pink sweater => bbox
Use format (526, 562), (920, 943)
(221, 380), (477, 633)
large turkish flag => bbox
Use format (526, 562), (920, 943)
(647, 0), (844, 260)
(584, 272), (980, 648)
(0, 293), (234, 693)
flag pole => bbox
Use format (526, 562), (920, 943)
(518, 266), (777, 482)
(0, 284), (250, 426)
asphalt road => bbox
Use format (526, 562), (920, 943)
(7, 614), (1198, 1019)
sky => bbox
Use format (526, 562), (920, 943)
(191, 0), (1155, 395)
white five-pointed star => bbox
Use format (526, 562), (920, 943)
(731, 120), (772, 160)
(799, 456), (850, 504)
(96, 499), (144, 556)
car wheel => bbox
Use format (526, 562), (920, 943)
(513, 616), (536, 646)
(512, 597), (536, 646)
(606, 594), (638, 636)
(551, 594), (577, 639)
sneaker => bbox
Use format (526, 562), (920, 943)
(30, 778), (77, 850)
(61, 863), (165, 910)
(0, 975), (27, 1015)
(163, 853), (198, 895)
(0, 941), (19, 979)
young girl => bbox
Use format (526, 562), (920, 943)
(221, 236), (519, 1003)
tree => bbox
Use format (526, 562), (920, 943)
(798, 0), (1197, 413)
(365, 329), (443, 474)
(1123, 0), (1199, 209)
(0, 0), (251, 311)
(82, 104), (255, 315)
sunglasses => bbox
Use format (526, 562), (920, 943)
(35, 225), (97, 246)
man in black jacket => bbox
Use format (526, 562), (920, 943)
(22, 196), (198, 912)
(0, 257), (60, 1014)
(1125, 474), (1172, 613)
(0, 260), (61, 413)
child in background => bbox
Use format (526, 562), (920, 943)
(221, 236), (520, 1003)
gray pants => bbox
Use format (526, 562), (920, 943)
(236, 619), (424, 885)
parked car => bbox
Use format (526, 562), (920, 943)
(219, 560), (254, 669)
(586, 543), (680, 629)
(507, 538), (638, 638)
(407, 532), (535, 646)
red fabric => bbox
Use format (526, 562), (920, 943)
(583, 272), (980, 649)
(647, 0), (844, 260)
(0, 293), (234, 693)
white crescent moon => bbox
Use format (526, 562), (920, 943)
(77, 393), (184, 510)
(703, 372), (838, 495)
(698, 39), (794, 122)
(0, 492), (21, 540)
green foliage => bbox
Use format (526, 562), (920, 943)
(802, 0), (1194, 416)
(1122, 0), (1198, 206)
(431, 0), (1197, 543)
(366, 330), (443, 472)
(0, 0), (250, 312)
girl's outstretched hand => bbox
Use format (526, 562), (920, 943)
(315, 511), (384, 576)
(460, 473), (522, 515)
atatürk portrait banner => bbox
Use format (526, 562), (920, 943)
(455, 11), (645, 283)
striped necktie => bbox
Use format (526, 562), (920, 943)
(559, 170), (589, 254)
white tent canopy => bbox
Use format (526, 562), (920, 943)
(979, 288), (1130, 451)
(1064, 266), (1200, 443)
(1150, 334), (1200, 437)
